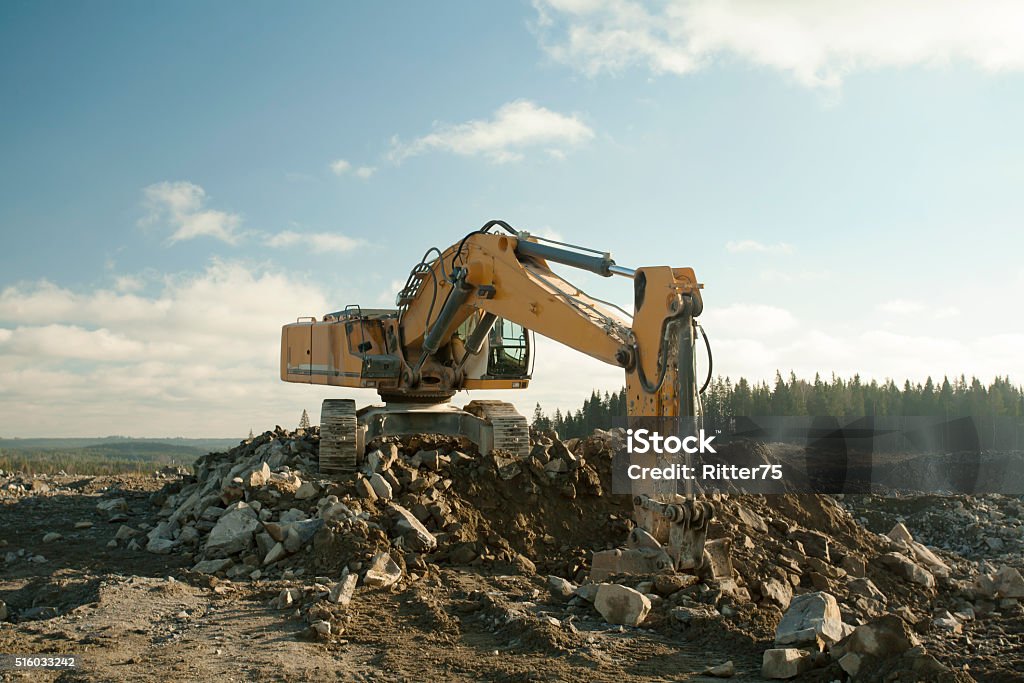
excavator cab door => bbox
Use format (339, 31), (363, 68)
(486, 317), (530, 379)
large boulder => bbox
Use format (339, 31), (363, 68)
(594, 584), (651, 626)
(762, 649), (812, 679)
(876, 552), (935, 589)
(205, 502), (260, 557)
(774, 592), (844, 647)
(364, 552), (402, 588)
(389, 503), (437, 551)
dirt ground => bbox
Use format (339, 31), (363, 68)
(2, 440), (1023, 682)
(0, 475), (757, 682)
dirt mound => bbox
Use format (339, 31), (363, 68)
(114, 425), (1022, 679)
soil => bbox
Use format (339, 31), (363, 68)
(2, 440), (1023, 681)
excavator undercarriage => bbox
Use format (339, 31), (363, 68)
(318, 398), (529, 477)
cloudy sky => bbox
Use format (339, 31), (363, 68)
(2, 1), (1023, 437)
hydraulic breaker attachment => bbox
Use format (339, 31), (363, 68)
(633, 494), (714, 571)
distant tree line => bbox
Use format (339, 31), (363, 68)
(0, 446), (198, 476)
(532, 373), (1024, 440)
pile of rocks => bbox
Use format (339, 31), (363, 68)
(142, 425), (613, 583)
(0, 472), (61, 498)
(139, 426), (1021, 674)
(842, 492), (1024, 561)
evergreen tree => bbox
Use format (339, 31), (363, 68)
(299, 409), (311, 430)
(531, 372), (1023, 445)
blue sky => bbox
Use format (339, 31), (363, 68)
(2, 1), (1023, 436)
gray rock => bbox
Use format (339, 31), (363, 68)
(830, 614), (919, 659)
(760, 578), (793, 610)
(146, 538), (175, 554)
(192, 558), (233, 574)
(364, 552), (402, 588)
(205, 502), (260, 557)
(837, 652), (863, 677)
(389, 503), (436, 551)
(243, 462), (270, 488)
(841, 554), (867, 578)
(200, 505), (225, 521)
(97, 497), (128, 513)
(734, 504), (768, 533)
(975, 565), (1024, 598)
(328, 573), (358, 606)
(933, 610), (962, 633)
(273, 587), (301, 609)
(279, 508), (308, 524)
(294, 481), (320, 500)
(354, 476), (377, 500)
(544, 458), (569, 475)
(255, 531), (276, 557)
(42, 532), (62, 543)
(178, 525), (201, 546)
(774, 591), (843, 646)
(704, 660), (735, 678)
(790, 530), (830, 561)
(282, 518), (324, 553)
(762, 648), (812, 679)
(493, 455), (522, 480)
(594, 583), (651, 626)
(263, 542), (287, 565)
(547, 575), (576, 600)
(365, 449), (387, 473)
(848, 577), (887, 604)
(369, 473), (393, 500)
(449, 544), (477, 564)
(887, 522), (950, 577)
(877, 552), (935, 589)
(418, 450), (449, 471)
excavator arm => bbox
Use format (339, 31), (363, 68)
(398, 225), (705, 421)
(396, 223), (714, 574)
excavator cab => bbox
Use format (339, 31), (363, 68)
(454, 314), (530, 382)
(486, 317), (530, 379)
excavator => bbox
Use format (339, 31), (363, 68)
(280, 220), (715, 574)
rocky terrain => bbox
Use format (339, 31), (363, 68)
(1, 428), (1023, 681)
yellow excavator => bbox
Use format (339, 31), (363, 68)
(281, 220), (714, 573)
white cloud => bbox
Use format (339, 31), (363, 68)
(265, 231), (363, 254)
(878, 299), (925, 314)
(533, 0), (1024, 88)
(878, 299), (961, 318)
(141, 181), (241, 244)
(759, 269), (828, 284)
(390, 100), (595, 163)
(725, 239), (793, 254)
(114, 275), (145, 293)
(0, 261), (347, 436)
(701, 303), (797, 336)
(331, 160), (376, 179)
